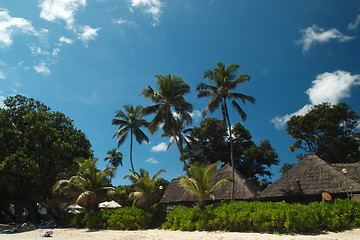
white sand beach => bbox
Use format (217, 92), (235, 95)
(1, 228), (360, 240)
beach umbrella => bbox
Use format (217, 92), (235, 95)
(68, 209), (80, 214)
(98, 200), (122, 209)
(106, 200), (122, 209)
(67, 204), (82, 209)
(98, 201), (109, 208)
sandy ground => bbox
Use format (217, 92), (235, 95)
(0, 227), (359, 240)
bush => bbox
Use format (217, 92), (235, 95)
(71, 207), (155, 230)
(162, 199), (360, 233)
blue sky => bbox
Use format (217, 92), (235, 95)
(1, 0), (360, 186)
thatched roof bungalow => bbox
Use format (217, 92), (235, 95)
(260, 155), (360, 202)
(160, 164), (260, 207)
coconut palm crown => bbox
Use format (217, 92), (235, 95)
(53, 158), (116, 210)
(124, 168), (166, 209)
(181, 161), (232, 208)
(104, 148), (123, 168)
(141, 73), (193, 175)
(112, 104), (149, 171)
(196, 62), (255, 200)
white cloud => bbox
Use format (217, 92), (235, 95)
(39, 0), (86, 29)
(0, 9), (37, 48)
(129, 0), (162, 27)
(52, 48), (60, 56)
(271, 104), (312, 130)
(77, 25), (100, 45)
(297, 25), (354, 53)
(190, 109), (202, 122)
(151, 142), (167, 152)
(34, 62), (51, 76)
(271, 71), (360, 129)
(59, 36), (74, 44)
(146, 157), (158, 164)
(113, 18), (127, 25)
(348, 15), (360, 31)
(0, 71), (5, 80)
(0, 95), (5, 108)
(306, 71), (360, 105)
(30, 46), (50, 55)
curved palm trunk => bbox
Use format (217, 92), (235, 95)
(130, 129), (134, 171)
(172, 129), (191, 177)
(223, 99), (235, 200)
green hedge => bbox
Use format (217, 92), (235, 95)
(162, 199), (360, 233)
(70, 200), (360, 233)
(71, 206), (165, 230)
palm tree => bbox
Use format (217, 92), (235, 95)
(181, 161), (232, 208)
(141, 73), (193, 176)
(163, 117), (192, 156)
(112, 104), (149, 171)
(124, 168), (166, 209)
(196, 62), (255, 200)
(53, 158), (116, 210)
(104, 148), (123, 168)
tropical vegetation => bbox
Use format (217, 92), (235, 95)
(180, 161), (232, 208)
(0, 95), (92, 223)
(53, 158), (116, 210)
(163, 199), (360, 233)
(1, 63), (360, 235)
(141, 73), (193, 176)
(124, 168), (166, 209)
(112, 104), (149, 171)
(183, 118), (279, 187)
(287, 102), (360, 163)
(104, 148), (123, 168)
(196, 62), (255, 199)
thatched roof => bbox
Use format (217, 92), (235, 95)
(160, 164), (260, 204)
(260, 155), (360, 200)
(331, 162), (360, 184)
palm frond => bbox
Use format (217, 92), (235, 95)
(231, 100), (247, 121)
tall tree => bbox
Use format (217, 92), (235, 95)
(286, 102), (360, 163)
(196, 62), (255, 199)
(104, 148), (123, 168)
(183, 118), (278, 187)
(53, 158), (116, 210)
(0, 95), (92, 222)
(141, 73), (193, 176)
(112, 104), (149, 171)
(124, 168), (166, 209)
(181, 161), (232, 208)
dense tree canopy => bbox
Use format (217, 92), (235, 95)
(286, 102), (360, 163)
(183, 118), (279, 187)
(0, 95), (92, 222)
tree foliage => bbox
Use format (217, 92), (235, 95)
(196, 61), (255, 199)
(124, 168), (167, 209)
(104, 148), (123, 168)
(180, 161), (232, 208)
(0, 95), (92, 222)
(53, 158), (116, 210)
(141, 73), (193, 176)
(112, 104), (149, 171)
(286, 102), (360, 163)
(183, 118), (279, 186)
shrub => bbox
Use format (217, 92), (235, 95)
(162, 199), (360, 233)
(71, 207), (154, 230)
